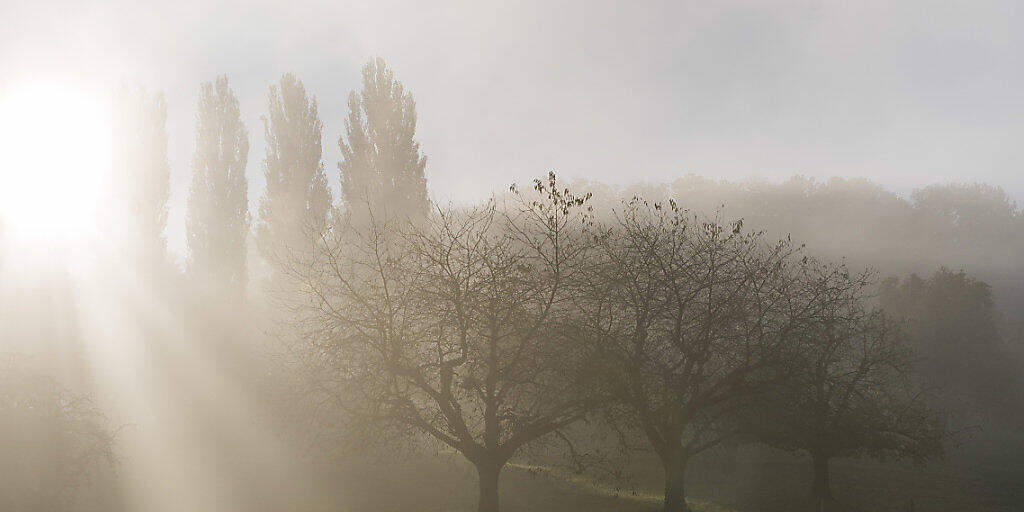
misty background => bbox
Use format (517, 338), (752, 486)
(4, 0), (1024, 264)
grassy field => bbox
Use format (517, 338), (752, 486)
(293, 447), (1022, 512)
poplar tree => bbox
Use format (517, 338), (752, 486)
(256, 74), (331, 269)
(186, 76), (250, 296)
(339, 58), (429, 224)
(110, 86), (171, 265)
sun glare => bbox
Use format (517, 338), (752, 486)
(0, 83), (111, 245)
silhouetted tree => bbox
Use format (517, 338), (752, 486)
(578, 175), (1024, 382)
(186, 76), (250, 297)
(880, 268), (1021, 423)
(339, 58), (428, 224)
(293, 174), (597, 512)
(749, 262), (945, 506)
(578, 199), (797, 512)
(110, 86), (170, 265)
(257, 74), (331, 273)
(0, 359), (115, 511)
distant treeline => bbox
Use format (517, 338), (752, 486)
(574, 175), (1024, 305)
(573, 175), (1024, 378)
(569, 174), (1024, 434)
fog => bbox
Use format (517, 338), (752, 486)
(1, 2), (1023, 512)
(5, 0), (1024, 261)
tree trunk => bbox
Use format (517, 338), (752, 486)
(661, 451), (689, 512)
(810, 452), (833, 504)
(475, 461), (502, 512)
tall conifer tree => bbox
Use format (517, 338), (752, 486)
(339, 58), (428, 224)
(256, 74), (331, 267)
(110, 86), (171, 265)
(186, 76), (250, 296)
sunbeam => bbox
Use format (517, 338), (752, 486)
(0, 82), (111, 246)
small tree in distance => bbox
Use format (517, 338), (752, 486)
(0, 359), (115, 511)
(880, 268), (1021, 424)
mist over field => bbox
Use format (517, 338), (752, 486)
(1, 2), (1023, 512)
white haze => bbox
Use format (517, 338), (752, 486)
(3, 0), (1024, 263)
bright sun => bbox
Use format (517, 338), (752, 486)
(0, 82), (110, 245)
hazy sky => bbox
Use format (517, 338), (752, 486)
(3, 0), (1024, 259)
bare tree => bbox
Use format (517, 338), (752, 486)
(749, 262), (945, 506)
(292, 174), (599, 512)
(0, 359), (115, 511)
(577, 198), (799, 512)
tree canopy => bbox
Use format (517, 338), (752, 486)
(292, 174), (597, 512)
(748, 263), (945, 505)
